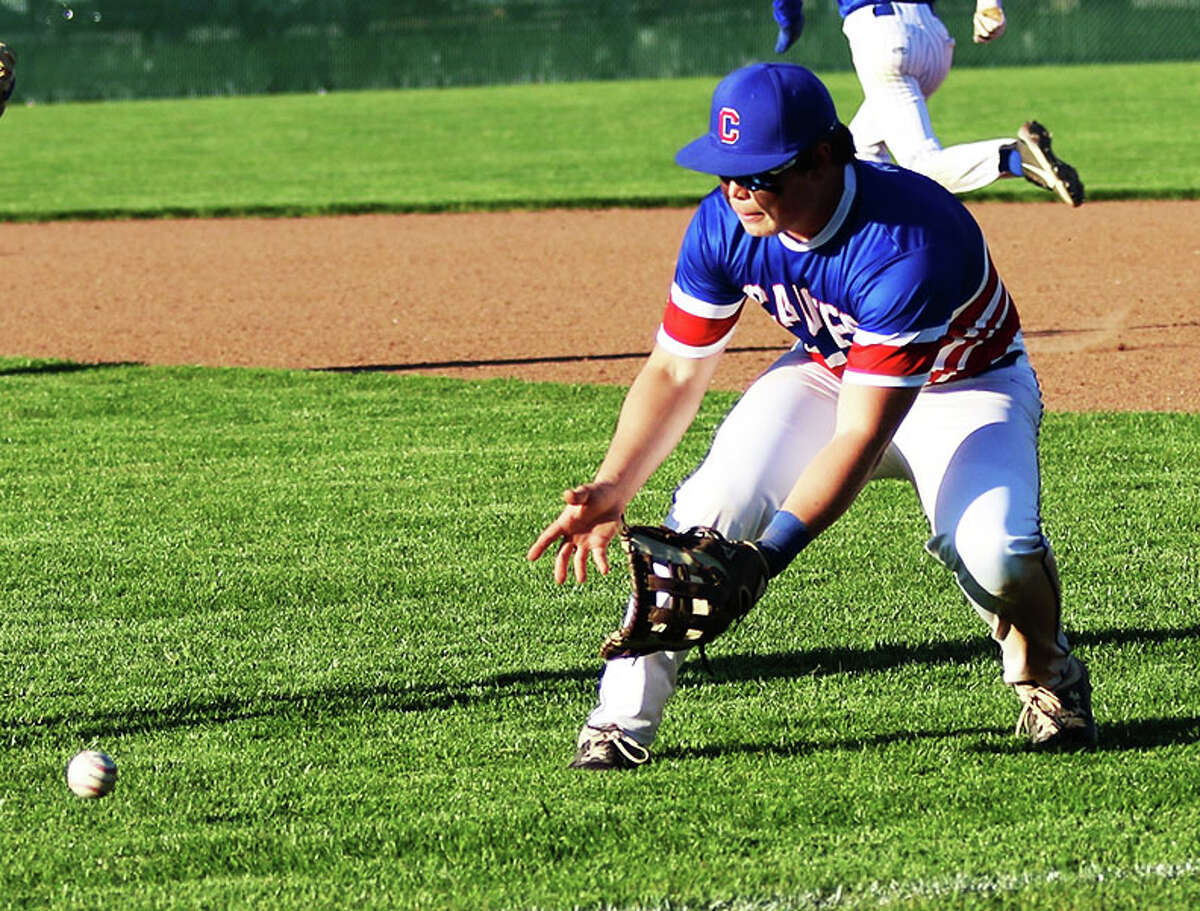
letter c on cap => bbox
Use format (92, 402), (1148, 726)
(718, 107), (740, 144)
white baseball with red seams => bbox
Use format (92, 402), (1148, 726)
(65, 750), (118, 798)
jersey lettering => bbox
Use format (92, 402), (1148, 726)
(742, 284), (768, 306)
(749, 282), (857, 365)
(771, 283), (803, 329)
(817, 297), (856, 350)
(795, 285), (827, 337)
(674, 165), (1017, 384)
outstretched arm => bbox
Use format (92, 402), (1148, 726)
(527, 343), (721, 583)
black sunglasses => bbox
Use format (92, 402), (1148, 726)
(719, 153), (801, 193)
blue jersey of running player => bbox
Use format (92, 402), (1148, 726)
(658, 160), (1021, 387)
(788, 0), (927, 19)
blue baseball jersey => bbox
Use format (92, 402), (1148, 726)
(837, 0), (882, 15)
(659, 161), (1022, 387)
(832, 1), (931, 18)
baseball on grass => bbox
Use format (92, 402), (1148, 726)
(65, 750), (118, 798)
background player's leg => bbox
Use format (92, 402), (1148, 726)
(842, 5), (1013, 194)
(846, 98), (893, 166)
(583, 353), (841, 745)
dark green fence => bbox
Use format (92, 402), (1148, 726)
(2, 1), (1197, 103)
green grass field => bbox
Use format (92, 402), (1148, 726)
(0, 61), (1197, 220)
(1, 361), (1198, 910)
(2, 59), (1200, 910)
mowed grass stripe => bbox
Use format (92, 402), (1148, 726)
(1, 61), (1197, 220)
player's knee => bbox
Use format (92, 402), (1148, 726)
(936, 528), (1050, 612)
(964, 535), (1043, 602)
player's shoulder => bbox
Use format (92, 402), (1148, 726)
(849, 161), (982, 249)
(692, 185), (736, 226)
(675, 186), (747, 292)
(839, 163), (988, 301)
(855, 160), (966, 213)
(683, 187), (746, 253)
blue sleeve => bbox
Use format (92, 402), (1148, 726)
(673, 192), (744, 306)
(773, 0), (805, 53)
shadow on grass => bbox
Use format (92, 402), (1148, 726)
(0, 360), (142, 376)
(692, 624), (1200, 684)
(1084, 715), (1200, 751)
(968, 715), (1200, 755)
(658, 724), (1002, 763)
(311, 345), (785, 374)
(661, 714), (1200, 763)
(11, 625), (1199, 750)
(7, 667), (600, 745)
(695, 635), (995, 683)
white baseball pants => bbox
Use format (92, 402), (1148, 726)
(585, 349), (1072, 746)
(842, 2), (1014, 194)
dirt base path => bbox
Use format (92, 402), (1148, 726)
(3, 199), (1197, 411)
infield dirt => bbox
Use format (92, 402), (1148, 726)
(2, 199), (1197, 412)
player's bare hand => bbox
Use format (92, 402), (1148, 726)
(972, 6), (1006, 43)
(527, 481), (626, 584)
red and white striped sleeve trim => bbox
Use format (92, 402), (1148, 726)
(843, 324), (946, 387)
(845, 243), (1022, 387)
(928, 247), (1021, 384)
(655, 282), (744, 358)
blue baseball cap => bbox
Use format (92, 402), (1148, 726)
(675, 63), (839, 176)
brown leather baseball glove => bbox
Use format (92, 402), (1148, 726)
(600, 523), (770, 667)
(0, 43), (15, 118)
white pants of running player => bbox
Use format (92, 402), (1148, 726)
(842, 2), (1015, 194)
(585, 349), (1072, 746)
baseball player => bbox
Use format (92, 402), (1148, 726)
(0, 42), (14, 119)
(528, 62), (1096, 769)
(771, 0), (1084, 206)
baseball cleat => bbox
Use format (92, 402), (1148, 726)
(1013, 655), (1097, 751)
(569, 724), (651, 770)
(1017, 121), (1085, 207)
